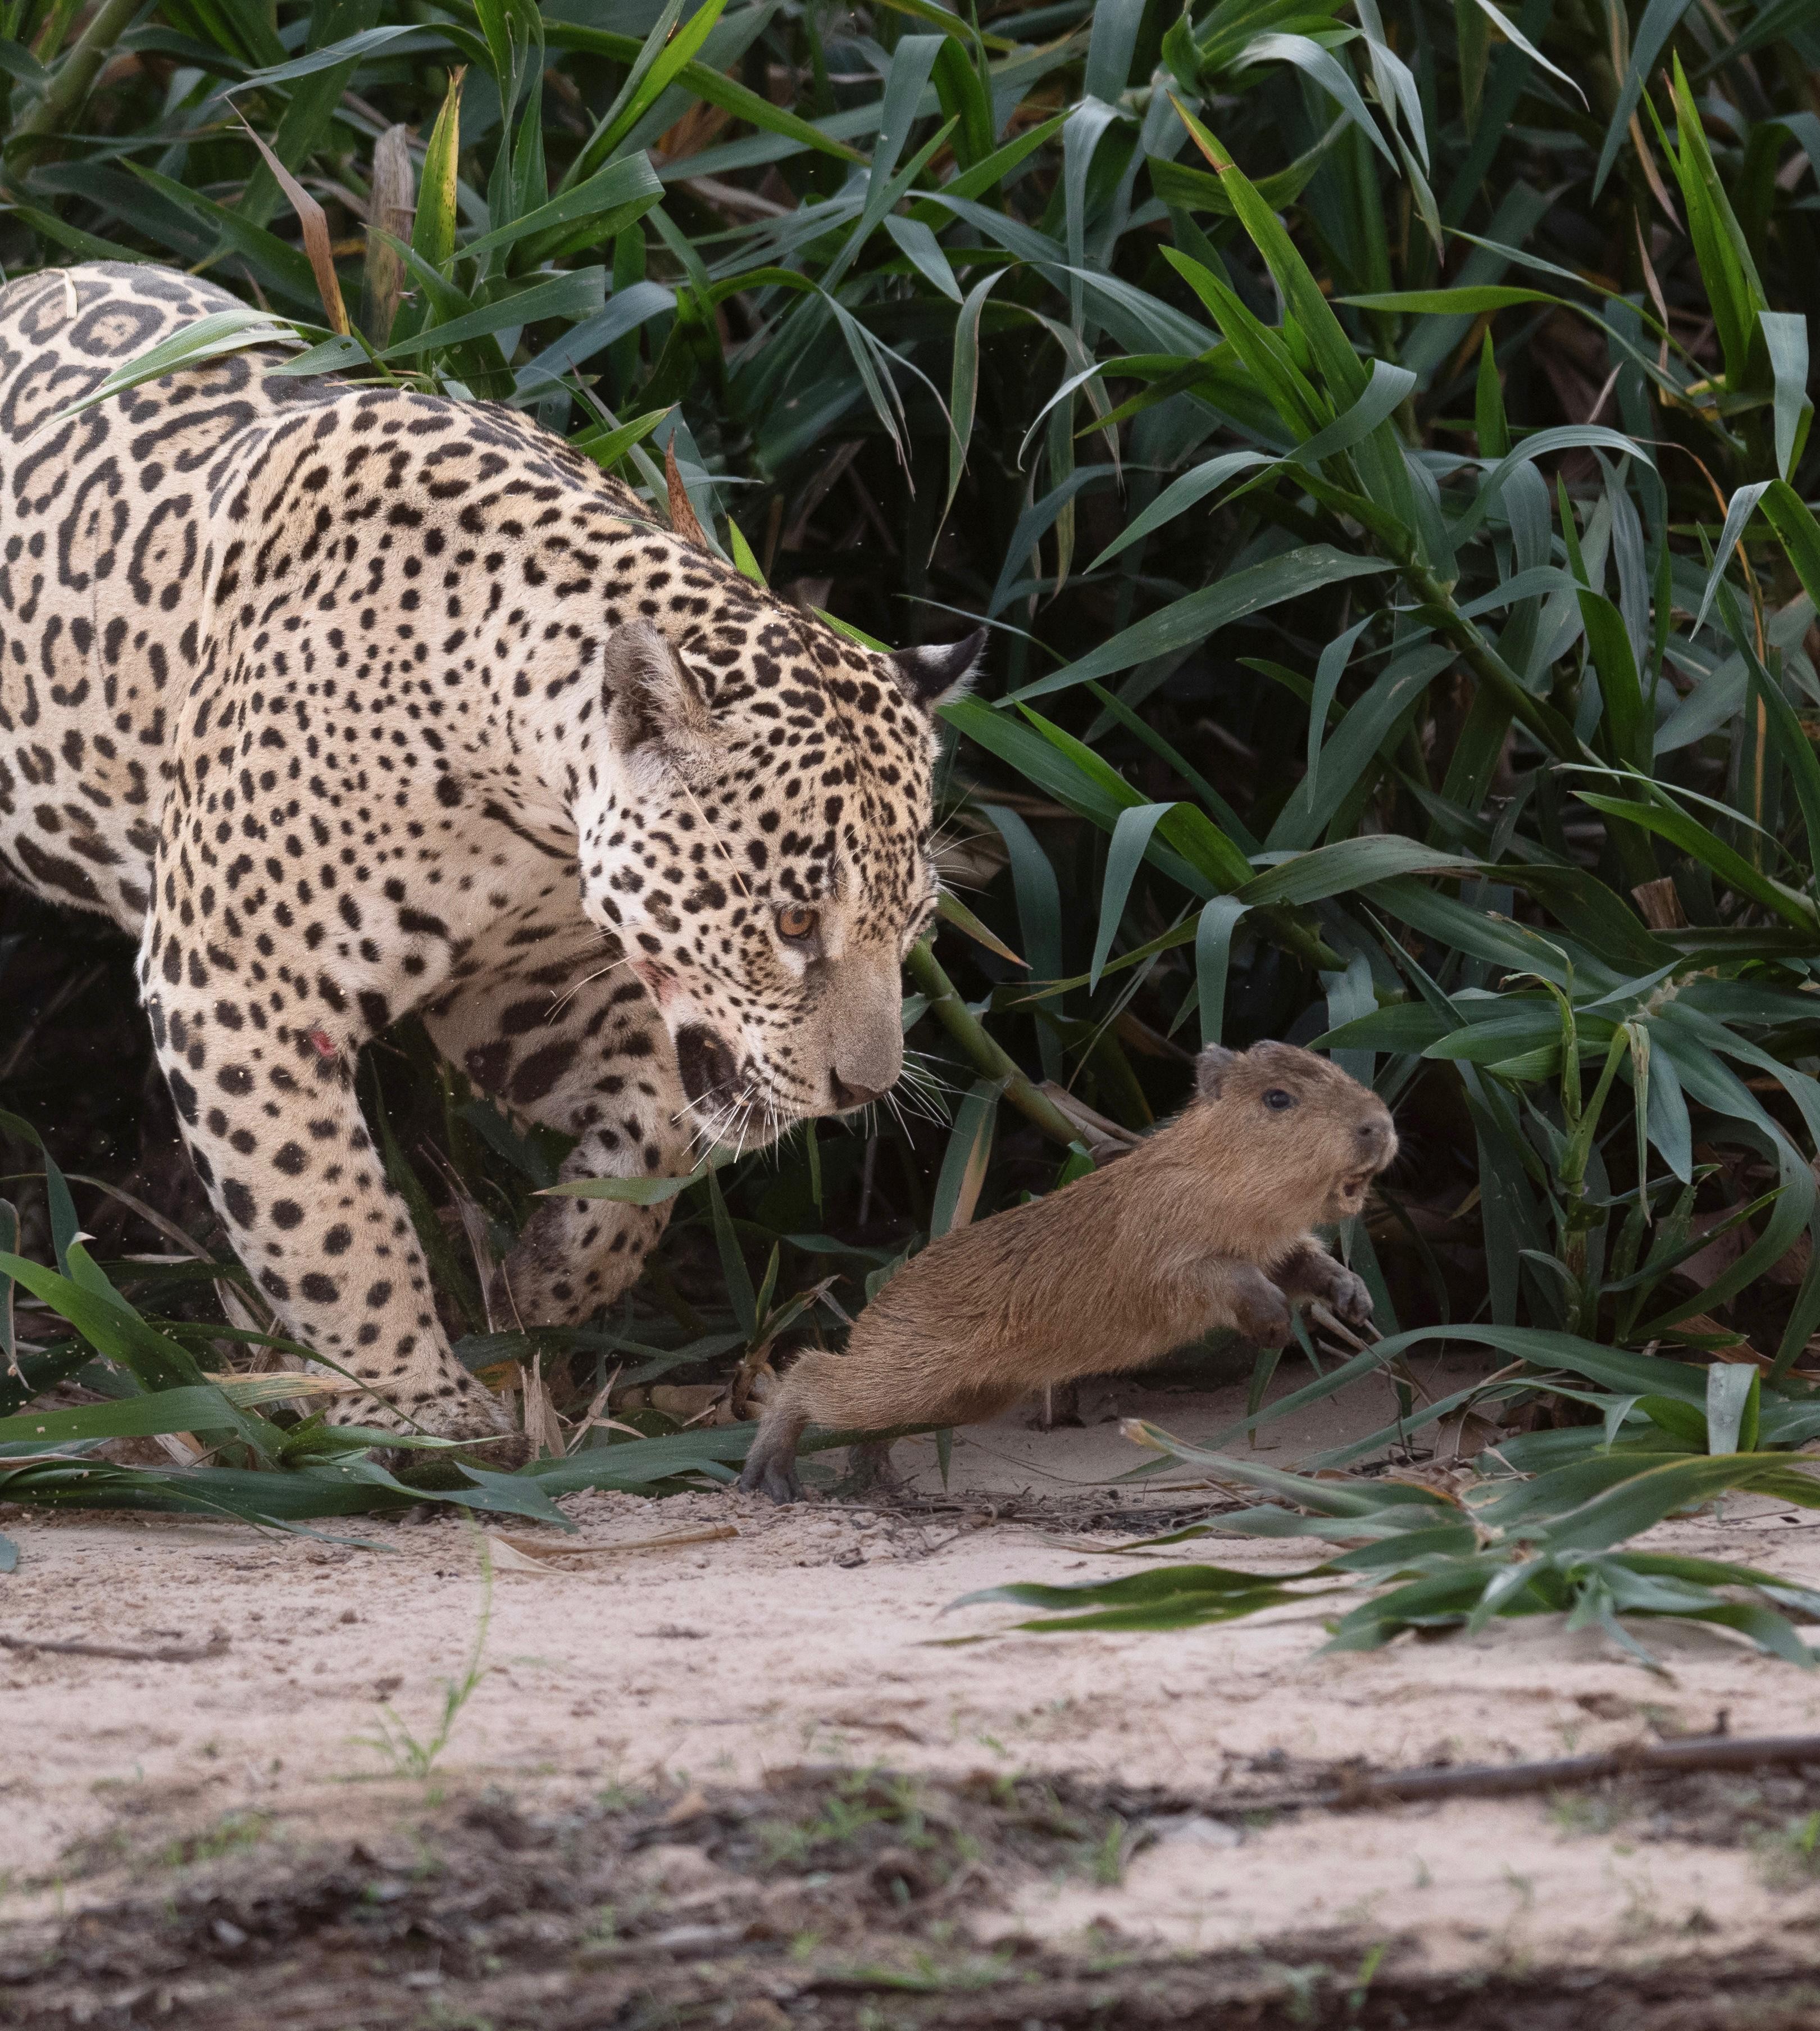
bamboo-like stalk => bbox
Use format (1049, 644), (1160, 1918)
(905, 942), (1088, 1152)
(5, 0), (143, 167)
(1402, 558), (1582, 761)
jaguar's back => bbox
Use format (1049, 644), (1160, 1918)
(0, 262), (324, 928)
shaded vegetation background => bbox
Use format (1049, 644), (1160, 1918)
(6, 0), (1820, 1638)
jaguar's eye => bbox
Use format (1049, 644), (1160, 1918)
(776, 903), (820, 943)
(1263, 1088), (1296, 1111)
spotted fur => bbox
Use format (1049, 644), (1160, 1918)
(0, 263), (979, 1441)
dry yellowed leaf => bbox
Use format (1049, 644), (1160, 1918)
(665, 438), (708, 546)
(233, 111), (351, 336)
(363, 122), (415, 345)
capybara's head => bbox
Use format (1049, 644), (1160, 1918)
(1193, 1041), (1396, 1221)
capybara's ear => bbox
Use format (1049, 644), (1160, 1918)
(1195, 1044), (1236, 1101)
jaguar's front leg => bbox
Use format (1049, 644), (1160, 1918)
(138, 920), (512, 1448)
(421, 936), (691, 1330)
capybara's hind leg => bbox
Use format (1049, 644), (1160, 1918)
(842, 1438), (903, 1496)
(738, 1347), (872, 1503)
(845, 1383), (1021, 1497)
(738, 1371), (818, 1504)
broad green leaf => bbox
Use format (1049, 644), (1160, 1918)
(1759, 480), (1820, 614)
(1194, 895), (1248, 1047)
(1577, 589), (1650, 770)
(379, 269), (606, 360)
(1705, 1362), (1758, 1456)
(930, 1080), (998, 1236)
(1574, 790), (1820, 932)
(1149, 123), (1340, 219)
(1476, 329), (1510, 456)
(0, 1386), (239, 1451)
(1232, 31), (1395, 167)
(33, 307), (296, 435)
(1267, 643), (1450, 850)
(944, 266), (1008, 525)
(936, 889), (1025, 967)
(0, 1198), (13, 1375)
(1292, 358), (1416, 469)
(1091, 803), (1176, 988)
(567, 0), (729, 189)
(411, 67), (465, 272)
(1005, 548), (1388, 702)
(235, 21), (467, 84)
(1161, 246), (1329, 437)
(883, 213), (962, 301)
(1169, 99), (1367, 402)
(1543, 1453), (1820, 1553)
(1693, 480), (1773, 627)
(1591, 0), (1695, 196)
(570, 405), (673, 476)
(1237, 837), (1480, 908)
(1759, 317), (1811, 481)
(1458, 0), (1586, 106)
(1340, 285), (1555, 312)
(1654, 52), (1767, 387)
(1082, 451), (1276, 573)
(460, 155), (661, 265)
(0, 1252), (271, 1458)
(548, 20), (865, 164)
(542, 1159), (729, 1203)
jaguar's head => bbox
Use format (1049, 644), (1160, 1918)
(575, 605), (981, 1149)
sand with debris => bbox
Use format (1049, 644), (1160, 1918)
(6, 1367), (1820, 2021)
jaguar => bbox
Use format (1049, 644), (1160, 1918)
(0, 261), (979, 1444)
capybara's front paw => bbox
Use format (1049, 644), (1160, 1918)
(1325, 1266), (1373, 1328)
(1284, 1248), (1373, 1328)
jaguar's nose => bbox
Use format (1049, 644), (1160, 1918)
(829, 1070), (888, 1111)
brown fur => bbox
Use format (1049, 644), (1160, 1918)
(738, 1040), (1398, 1501)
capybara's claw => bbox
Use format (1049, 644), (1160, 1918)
(1331, 1267), (1373, 1327)
(739, 1452), (802, 1503)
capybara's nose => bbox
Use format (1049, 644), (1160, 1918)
(1357, 1116), (1390, 1152)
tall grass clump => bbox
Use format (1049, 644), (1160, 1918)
(4, 0), (1820, 1649)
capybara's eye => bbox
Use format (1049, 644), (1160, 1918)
(776, 903), (820, 942)
(1263, 1088), (1296, 1111)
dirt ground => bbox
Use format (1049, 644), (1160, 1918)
(7, 1361), (1820, 2027)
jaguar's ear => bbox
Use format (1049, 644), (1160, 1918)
(888, 626), (987, 715)
(602, 619), (712, 755)
(1195, 1044), (1236, 1102)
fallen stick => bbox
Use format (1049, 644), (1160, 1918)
(0, 1630), (229, 1663)
(489, 1524), (738, 1564)
(1254, 1730), (1820, 1812)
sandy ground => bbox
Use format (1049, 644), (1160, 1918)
(7, 1361), (1820, 2019)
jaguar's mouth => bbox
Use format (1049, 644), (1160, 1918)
(675, 1023), (740, 1110)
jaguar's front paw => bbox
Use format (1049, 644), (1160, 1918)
(326, 1373), (522, 1471)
